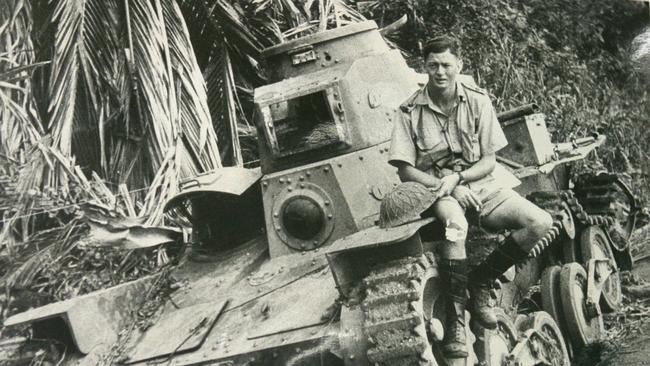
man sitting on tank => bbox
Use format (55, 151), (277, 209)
(387, 35), (553, 359)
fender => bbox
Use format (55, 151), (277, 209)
(164, 167), (262, 211)
(325, 217), (434, 299)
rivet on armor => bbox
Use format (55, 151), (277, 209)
(324, 201), (330, 206)
(275, 226), (280, 231)
(300, 183), (305, 188)
(262, 182), (268, 187)
(359, 156), (364, 160)
(288, 187), (292, 192)
(279, 178), (285, 183)
(273, 212), (278, 218)
(306, 171), (311, 177)
(299, 176), (304, 181)
(324, 167), (329, 173)
(338, 163), (343, 167)
(328, 214), (333, 219)
(313, 240), (318, 245)
(287, 178), (292, 183)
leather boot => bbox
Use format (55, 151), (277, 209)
(439, 259), (469, 359)
(468, 281), (497, 329)
(469, 236), (529, 329)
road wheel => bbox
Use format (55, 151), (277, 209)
(473, 308), (518, 366)
(580, 225), (622, 312)
(515, 311), (571, 366)
(559, 263), (604, 350)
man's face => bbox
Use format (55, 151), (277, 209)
(424, 50), (463, 93)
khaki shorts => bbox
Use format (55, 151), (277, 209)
(436, 188), (520, 218)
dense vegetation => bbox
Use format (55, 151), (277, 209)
(360, 0), (649, 193)
(0, 0), (648, 324)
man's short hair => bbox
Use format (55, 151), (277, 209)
(423, 35), (462, 59)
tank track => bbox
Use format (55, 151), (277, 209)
(361, 253), (437, 366)
(526, 189), (615, 259)
(574, 172), (638, 248)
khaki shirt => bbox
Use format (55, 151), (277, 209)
(389, 79), (517, 199)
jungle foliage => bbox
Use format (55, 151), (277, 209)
(0, 0), (648, 319)
(359, 0), (649, 191)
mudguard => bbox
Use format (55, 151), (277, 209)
(326, 218), (434, 298)
(164, 167), (262, 211)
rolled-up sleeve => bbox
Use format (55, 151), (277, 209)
(477, 97), (508, 155)
(388, 109), (416, 167)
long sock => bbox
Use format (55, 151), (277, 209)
(439, 259), (468, 305)
(469, 235), (528, 283)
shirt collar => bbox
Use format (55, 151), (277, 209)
(413, 81), (467, 114)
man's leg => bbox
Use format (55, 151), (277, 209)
(432, 197), (470, 358)
(468, 193), (553, 327)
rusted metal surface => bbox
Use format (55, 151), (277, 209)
(125, 300), (228, 364)
(4, 275), (156, 354)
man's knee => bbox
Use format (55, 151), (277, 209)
(525, 209), (553, 239)
(444, 215), (469, 243)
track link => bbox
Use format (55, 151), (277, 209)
(526, 186), (626, 259)
(362, 254), (437, 366)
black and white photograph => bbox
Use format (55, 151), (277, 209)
(1, 1), (650, 365)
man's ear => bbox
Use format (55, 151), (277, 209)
(457, 59), (464, 73)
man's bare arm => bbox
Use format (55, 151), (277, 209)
(459, 153), (496, 182)
(395, 162), (441, 187)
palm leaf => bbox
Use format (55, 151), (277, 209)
(0, 0), (44, 161)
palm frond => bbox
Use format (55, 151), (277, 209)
(0, 0), (44, 162)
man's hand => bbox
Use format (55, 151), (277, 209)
(439, 173), (461, 196)
(451, 185), (482, 211)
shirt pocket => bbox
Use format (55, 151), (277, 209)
(413, 125), (443, 151)
(460, 130), (481, 163)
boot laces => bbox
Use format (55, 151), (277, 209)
(449, 317), (466, 341)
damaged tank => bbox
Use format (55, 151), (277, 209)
(3, 20), (644, 366)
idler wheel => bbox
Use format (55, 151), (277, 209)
(559, 263), (604, 349)
(580, 226), (622, 312)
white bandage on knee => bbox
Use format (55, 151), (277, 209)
(445, 219), (466, 242)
